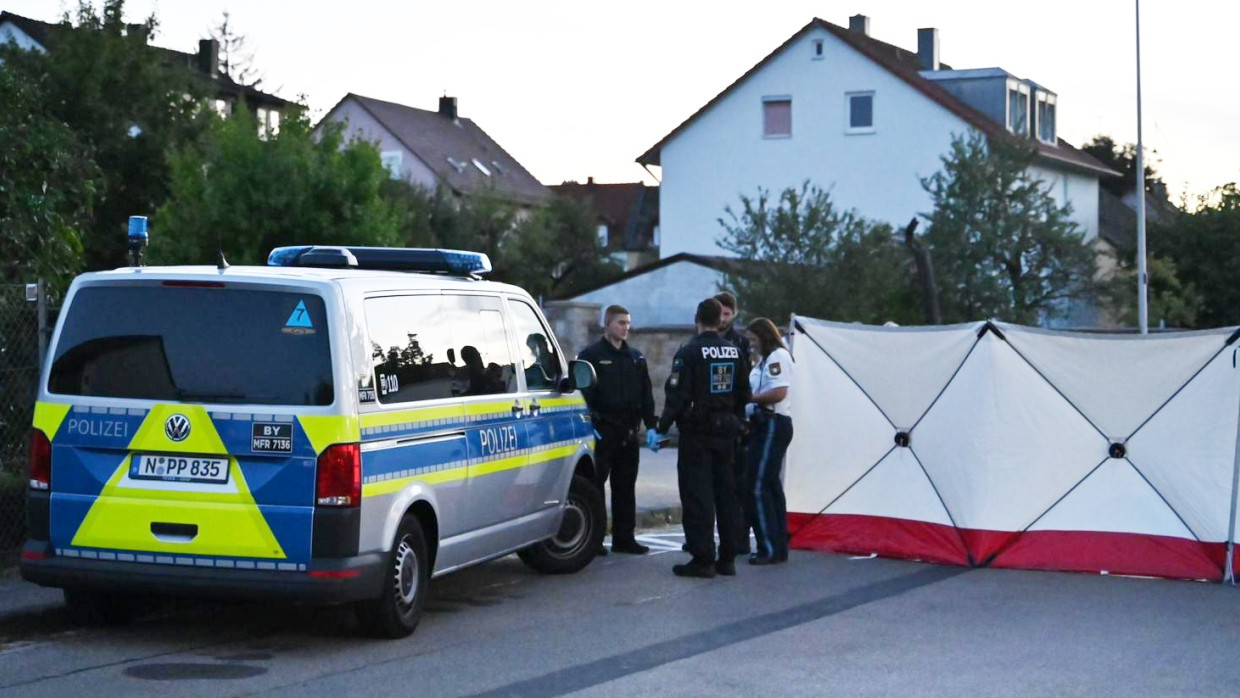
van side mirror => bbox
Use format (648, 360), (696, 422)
(565, 360), (595, 392)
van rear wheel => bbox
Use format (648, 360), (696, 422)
(356, 515), (429, 639)
(519, 474), (605, 574)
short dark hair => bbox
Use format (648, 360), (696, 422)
(695, 298), (723, 327)
(604, 305), (630, 325)
(713, 291), (738, 312)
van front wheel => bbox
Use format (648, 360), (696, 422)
(356, 515), (429, 639)
(519, 474), (605, 574)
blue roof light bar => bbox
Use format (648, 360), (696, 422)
(267, 246), (492, 276)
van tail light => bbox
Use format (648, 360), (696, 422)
(29, 429), (51, 491)
(316, 443), (360, 507)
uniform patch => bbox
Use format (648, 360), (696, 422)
(710, 363), (735, 394)
(769, 362), (782, 376)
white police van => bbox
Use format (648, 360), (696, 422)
(21, 240), (603, 638)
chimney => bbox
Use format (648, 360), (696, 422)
(438, 95), (458, 121)
(849, 14), (870, 36)
(587, 176), (595, 185)
(197, 38), (219, 78)
(917, 28), (940, 71)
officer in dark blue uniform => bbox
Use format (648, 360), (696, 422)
(578, 305), (657, 555)
(715, 291), (754, 554)
(651, 298), (751, 578)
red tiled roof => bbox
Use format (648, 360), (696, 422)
(551, 181), (658, 250)
(638, 17), (1119, 179)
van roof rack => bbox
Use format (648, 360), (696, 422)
(267, 246), (492, 277)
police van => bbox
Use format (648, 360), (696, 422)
(20, 242), (603, 638)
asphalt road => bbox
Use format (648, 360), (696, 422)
(3, 527), (1240, 697)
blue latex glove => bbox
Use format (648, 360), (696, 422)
(646, 428), (666, 452)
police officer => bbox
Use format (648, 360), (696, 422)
(578, 305), (657, 555)
(714, 291), (754, 554)
(651, 298), (750, 578)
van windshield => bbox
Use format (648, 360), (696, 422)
(49, 285), (334, 406)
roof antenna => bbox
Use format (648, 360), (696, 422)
(216, 225), (229, 270)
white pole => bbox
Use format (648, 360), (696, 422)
(1227, 350), (1240, 585)
(1135, 0), (1149, 335)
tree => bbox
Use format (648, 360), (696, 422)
(0, 66), (100, 290)
(502, 195), (623, 299)
(1151, 184), (1240, 327)
(920, 131), (1097, 325)
(1100, 254), (1203, 329)
(1082, 135), (1163, 198)
(0, 0), (208, 271)
(209, 11), (261, 87)
(717, 182), (921, 325)
(152, 107), (401, 265)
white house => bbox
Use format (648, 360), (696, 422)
(637, 15), (1118, 261)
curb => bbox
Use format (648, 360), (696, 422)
(636, 505), (683, 530)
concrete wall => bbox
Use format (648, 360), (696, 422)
(659, 25), (966, 259)
(568, 260), (728, 328)
(321, 99), (439, 190)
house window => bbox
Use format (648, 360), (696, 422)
(846, 91), (875, 133)
(812, 39), (824, 59)
(380, 151), (403, 180)
(212, 99), (230, 118)
(597, 224), (609, 247)
(471, 158), (491, 177)
(1007, 84), (1030, 135)
(256, 107), (280, 140)
(1037, 96), (1056, 143)
(763, 98), (792, 138)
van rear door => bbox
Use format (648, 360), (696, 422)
(41, 281), (336, 570)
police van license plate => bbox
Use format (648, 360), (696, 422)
(130, 454), (229, 484)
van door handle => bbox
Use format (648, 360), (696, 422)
(512, 400), (524, 418)
(527, 400), (541, 416)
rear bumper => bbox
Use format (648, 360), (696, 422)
(18, 539), (385, 604)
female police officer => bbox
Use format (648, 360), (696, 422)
(743, 318), (794, 565)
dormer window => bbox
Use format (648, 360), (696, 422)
(1036, 93), (1057, 143)
(1006, 80), (1030, 135)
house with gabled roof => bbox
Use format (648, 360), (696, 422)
(551, 178), (660, 271)
(0, 10), (296, 136)
(638, 14), (1119, 263)
(318, 93), (550, 208)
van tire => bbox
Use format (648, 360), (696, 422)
(355, 515), (429, 639)
(63, 588), (134, 627)
(518, 474), (605, 575)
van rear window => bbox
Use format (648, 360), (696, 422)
(49, 285), (334, 406)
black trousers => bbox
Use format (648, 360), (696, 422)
(595, 428), (640, 543)
(745, 414), (793, 558)
(677, 433), (745, 564)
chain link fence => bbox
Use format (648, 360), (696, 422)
(0, 283), (48, 553)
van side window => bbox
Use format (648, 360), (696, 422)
(363, 295), (456, 403)
(509, 300), (563, 391)
(443, 295), (517, 396)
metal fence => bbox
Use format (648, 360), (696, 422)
(0, 283), (48, 553)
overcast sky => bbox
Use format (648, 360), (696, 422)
(8, 0), (1237, 202)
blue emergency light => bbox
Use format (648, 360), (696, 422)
(267, 246), (492, 276)
(127, 215), (149, 266)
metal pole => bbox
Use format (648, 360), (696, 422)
(36, 278), (47, 373)
(1135, 0), (1149, 335)
(1227, 349), (1240, 585)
